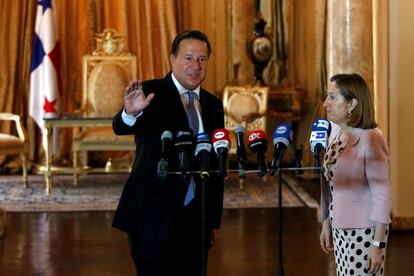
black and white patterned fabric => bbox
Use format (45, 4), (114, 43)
(332, 227), (389, 275)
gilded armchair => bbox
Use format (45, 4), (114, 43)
(223, 84), (268, 150)
(222, 84), (268, 188)
(72, 29), (136, 184)
(0, 113), (28, 186)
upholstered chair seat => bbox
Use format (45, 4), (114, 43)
(0, 134), (26, 150)
(74, 127), (134, 144)
(0, 113), (28, 186)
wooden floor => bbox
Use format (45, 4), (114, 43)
(0, 174), (413, 276)
(0, 208), (413, 276)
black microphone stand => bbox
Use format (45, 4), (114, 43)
(313, 144), (322, 173)
(200, 170), (208, 276)
(183, 169), (208, 276)
(313, 152), (321, 173)
(276, 164), (284, 276)
(273, 166), (320, 276)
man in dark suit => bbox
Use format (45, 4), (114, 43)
(112, 30), (224, 276)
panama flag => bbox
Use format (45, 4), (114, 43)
(29, 0), (61, 151)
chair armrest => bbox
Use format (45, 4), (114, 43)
(0, 113), (26, 142)
(0, 113), (20, 121)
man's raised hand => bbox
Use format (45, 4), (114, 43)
(124, 80), (154, 116)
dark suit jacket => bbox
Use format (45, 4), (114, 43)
(112, 73), (225, 241)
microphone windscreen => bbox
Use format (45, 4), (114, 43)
(247, 130), (268, 151)
(196, 132), (210, 143)
(311, 118), (332, 134)
(273, 123), (293, 147)
(161, 130), (173, 140)
(234, 126), (245, 134)
(194, 133), (212, 156)
(212, 128), (230, 142)
(212, 128), (231, 152)
(309, 119), (332, 153)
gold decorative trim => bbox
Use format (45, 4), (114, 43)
(93, 28), (128, 56)
(223, 84), (268, 131)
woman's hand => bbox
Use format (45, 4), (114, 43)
(366, 222), (388, 273)
(366, 247), (383, 274)
(320, 219), (333, 254)
(124, 80), (154, 116)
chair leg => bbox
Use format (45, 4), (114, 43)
(80, 151), (88, 168)
(21, 154), (28, 188)
(239, 178), (244, 190)
(73, 150), (79, 186)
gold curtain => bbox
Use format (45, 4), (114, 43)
(0, 0), (178, 167)
(262, 0), (290, 86)
(228, 0), (256, 85)
(175, 0), (230, 93)
(0, 0), (36, 126)
(0, 0), (36, 167)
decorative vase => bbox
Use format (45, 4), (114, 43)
(246, 17), (273, 84)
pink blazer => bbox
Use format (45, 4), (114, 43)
(320, 128), (392, 228)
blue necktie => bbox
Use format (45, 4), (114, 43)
(186, 91), (199, 135)
(184, 91), (198, 206)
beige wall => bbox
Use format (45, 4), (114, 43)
(389, 0), (414, 218)
(373, 0), (389, 139)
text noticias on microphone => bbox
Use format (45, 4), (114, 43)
(174, 129), (194, 173)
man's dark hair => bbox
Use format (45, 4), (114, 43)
(171, 30), (211, 57)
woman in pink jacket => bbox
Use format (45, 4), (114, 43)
(319, 73), (392, 275)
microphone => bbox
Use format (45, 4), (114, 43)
(309, 118), (332, 173)
(212, 128), (231, 177)
(234, 126), (247, 179)
(174, 129), (195, 174)
(157, 130), (173, 179)
(194, 133), (212, 177)
(247, 130), (268, 177)
(269, 124), (293, 175)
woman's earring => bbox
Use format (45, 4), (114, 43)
(347, 109), (352, 123)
